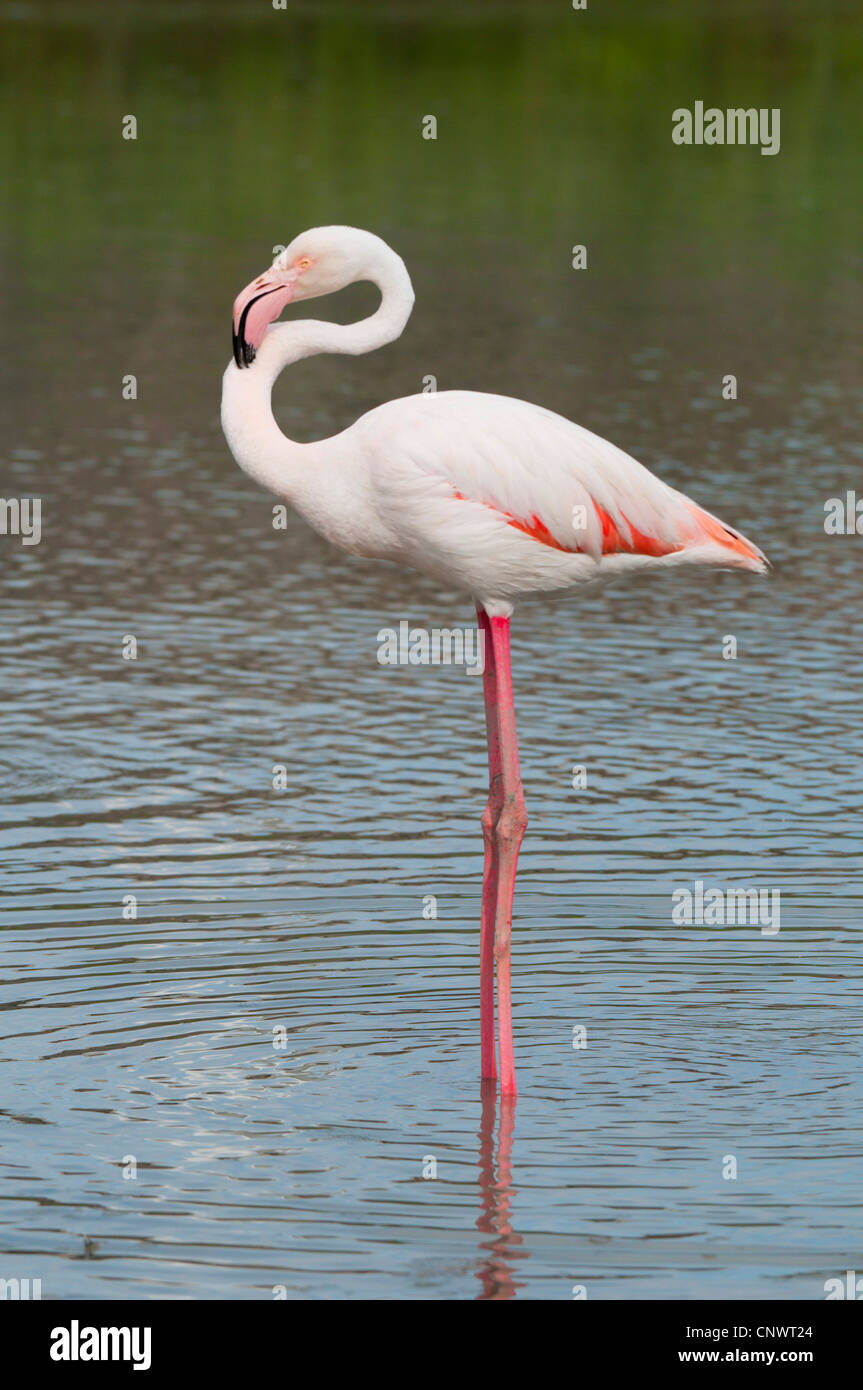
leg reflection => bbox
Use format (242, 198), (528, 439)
(475, 1078), (526, 1299)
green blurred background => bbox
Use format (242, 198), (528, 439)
(2, 0), (861, 456)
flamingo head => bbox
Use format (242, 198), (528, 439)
(231, 225), (394, 368)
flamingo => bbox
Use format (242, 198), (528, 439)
(221, 225), (767, 1098)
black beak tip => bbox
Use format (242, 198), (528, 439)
(232, 325), (256, 370)
(233, 285), (276, 370)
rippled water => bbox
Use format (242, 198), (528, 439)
(2, 0), (863, 1299)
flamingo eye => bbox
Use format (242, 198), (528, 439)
(298, 257), (311, 269)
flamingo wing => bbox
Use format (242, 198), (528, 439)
(360, 390), (765, 572)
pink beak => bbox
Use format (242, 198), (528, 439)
(232, 270), (297, 368)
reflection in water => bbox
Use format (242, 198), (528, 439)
(476, 1082), (524, 1300)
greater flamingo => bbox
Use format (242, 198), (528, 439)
(221, 225), (767, 1097)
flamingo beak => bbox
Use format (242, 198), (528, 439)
(232, 270), (298, 368)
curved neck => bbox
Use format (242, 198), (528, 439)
(221, 251), (414, 498)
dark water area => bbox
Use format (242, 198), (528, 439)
(1, 0), (862, 1298)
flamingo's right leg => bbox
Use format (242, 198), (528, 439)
(486, 614), (527, 1098)
(477, 605), (501, 1081)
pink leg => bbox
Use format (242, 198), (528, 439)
(477, 607), (501, 1080)
(486, 615), (527, 1097)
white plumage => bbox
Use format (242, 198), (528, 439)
(221, 225), (766, 616)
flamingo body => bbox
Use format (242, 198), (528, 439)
(336, 388), (765, 611)
(221, 226), (767, 1094)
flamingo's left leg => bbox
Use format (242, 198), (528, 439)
(486, 614), (527, 1097)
